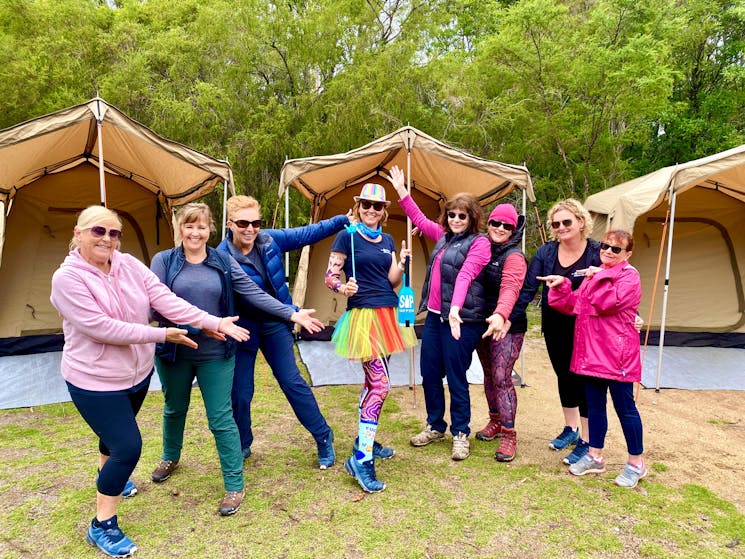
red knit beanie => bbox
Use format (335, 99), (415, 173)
(488, 204), (518, 227)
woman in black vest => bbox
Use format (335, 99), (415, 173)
(390, 166), (490, 461)
(473, 204), (528, 462)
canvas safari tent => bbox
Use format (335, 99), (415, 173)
(279, 126), (534, 386)
(584, 144), (745, 390)
(0, 98), (233, 408)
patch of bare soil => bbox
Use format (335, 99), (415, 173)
(465, 337), (745, 512)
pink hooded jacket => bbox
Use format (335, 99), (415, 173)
(50, 249), (221, 391)
(547, 261), (642, 383)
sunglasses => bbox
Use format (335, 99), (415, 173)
(600, 242), (625, 254)
(488, 220), (515, 232)
(550, 219), (574, 229)
(447, 211), (468, 221)
(89, 226), (123, 240)
(231, 219), (263, 229)
(360, 200), (386, 212)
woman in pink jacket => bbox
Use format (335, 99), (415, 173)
(50, 206), (248, 558)
(538, 229), (647, 488)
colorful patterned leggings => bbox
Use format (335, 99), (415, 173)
(359, 357), (391, 422)
(476, 332), (524, 427)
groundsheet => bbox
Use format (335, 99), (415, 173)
(641, 345), (744, 390)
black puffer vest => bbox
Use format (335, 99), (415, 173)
(419, 231), (488, 322)
(482, 215), (528, 334)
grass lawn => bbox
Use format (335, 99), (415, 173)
(1, 317), (744, 558)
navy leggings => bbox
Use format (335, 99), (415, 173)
(67, 373), (151, 496)
(584, 376), (644, 455)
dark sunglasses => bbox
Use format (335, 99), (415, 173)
(600, 242), (625, 254)
(231, 219), (263, 229)
(360, 200), (386, 212)
(447, 211), (468, 221)
(488, 220), (515, 232)
(550, 219), (574, 229)
(89, 226), (123, 240)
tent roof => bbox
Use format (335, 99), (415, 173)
(0, 98), (233, 209)
(585, 143), (745, 231)
(279, 126), (534, 206)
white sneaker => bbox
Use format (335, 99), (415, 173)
(451, 433), (470, 461)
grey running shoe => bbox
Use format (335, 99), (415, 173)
(614, 461), (648, 488)
(410, 425), (445, 447)
(569, 453), (606, 476)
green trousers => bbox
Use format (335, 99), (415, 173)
(155, 356), (243, 492)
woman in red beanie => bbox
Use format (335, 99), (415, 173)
(473, 203), (528, 462)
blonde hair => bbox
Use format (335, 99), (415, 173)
(546, 198), (594, 241)
(226, 195), (260, 219)
(175, 202), (216, 234)
(69, 206), (122, 250)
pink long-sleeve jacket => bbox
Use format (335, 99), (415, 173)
(50, 249), (221, 391)
(548, 261), (642, 383)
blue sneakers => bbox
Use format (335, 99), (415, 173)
(353, 438), (395, 460)
(86, 517), (138, 558)
(549, 426), (580, 450)
(241, 446), (251, 460)
(563, 439), (590, 465)
(121, 479), (137, 498)
(317, 429), (336, 470)
(344, 456), (385, 493)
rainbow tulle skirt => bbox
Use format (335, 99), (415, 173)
(332, 307), (417, 361)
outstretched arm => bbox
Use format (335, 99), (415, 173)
(325, 251), (358, 297)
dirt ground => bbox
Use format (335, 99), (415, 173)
(462, 336), (745, 512)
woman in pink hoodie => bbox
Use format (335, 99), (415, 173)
(538, 229), (647, 488)
(50, 206), (248, 558)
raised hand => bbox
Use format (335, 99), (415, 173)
(217, 316), (250, 342)
(536, 275), (565, 289)
(291, 308), (324, 334)
(389, 165), (407, 198)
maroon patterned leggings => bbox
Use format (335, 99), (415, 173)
(476, 333), (525, 427)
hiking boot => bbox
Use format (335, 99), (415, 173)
(475, 414), (502, 441)
(494, 428), (516, 462)
(614, 461), (648, 488)
(563, 439), (590, 465)
(121, 479), (137, 498)
(317, 429), (335, 470)
(353, 438), (395, 460)
(549, 426), (580, 450)
(344, 456), (385, 493)
(151, 459), (179, 483)
(218, 489), (245, 516)
(86, 517), (138, 558)
(410, 425), (446, 447)
(451, 433), (470, 461)
(568, 453), (606, 476)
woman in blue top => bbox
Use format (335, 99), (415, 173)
(217, 194), (348, 470)
(150, 203), (322, 516)
(325, 182), (417, 493)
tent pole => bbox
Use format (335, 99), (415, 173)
(655, 187), (677, 391)
(285, 174), (290, 278)
(406, 128), (416, 406)
(95, 100), (107, 207)
(519, 186), (527, 387)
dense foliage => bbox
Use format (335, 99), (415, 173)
(1, 0), (743, 235)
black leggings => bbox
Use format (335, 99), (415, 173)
(543, 327), (588, 418)
(67, 373), (151, 496)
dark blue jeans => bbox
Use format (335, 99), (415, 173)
(420, 311), (485, 436)
(67, 372), (151, 496)
(232, 320), (330, 451)
(584, 376), (644, 455)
